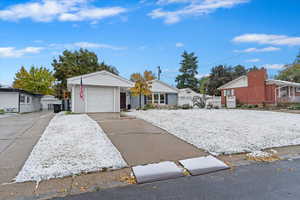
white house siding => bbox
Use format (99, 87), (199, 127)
(0, 92), (19, 112)
(19, 94), (42, 113)
(73, 85), (86, 113)
(131, 95), (145, 109)
(167, 94), (178, 106)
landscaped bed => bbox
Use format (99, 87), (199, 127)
(16, 113), (127, 183)
(126, 109), (300, 155)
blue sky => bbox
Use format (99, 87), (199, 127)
(1, 0), (300, 86)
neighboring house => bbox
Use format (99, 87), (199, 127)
(0, 88), (42, 113)
(218, 69), (300, 105)
(178, 88), (206, 106)
(130, 79), (179, 109)
(67, 70), (134, 113)
(67, 71), (179, 113)
(41, 95), (61, 110)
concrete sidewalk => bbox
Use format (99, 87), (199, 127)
(0, 112), (54, 184)
(89, 114), (207, 166)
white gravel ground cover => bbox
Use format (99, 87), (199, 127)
(16, 113), (127, 183)
(126, 109), (300, 155)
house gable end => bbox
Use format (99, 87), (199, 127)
(150, 80), (178, 93)
(67, 71), (134, 88)
(218, 76), (248, 90)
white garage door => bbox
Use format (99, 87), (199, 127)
(87, 87), (115, 112)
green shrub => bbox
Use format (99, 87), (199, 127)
(288, 104), (300, 110)
(0, 109), (4, 114)
(65, 111), (75, 115)
(182, 104), (191, 109)
(144, 104), (155, 110)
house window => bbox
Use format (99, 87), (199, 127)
(224, 89), (234, 96)
(296, 87), (300, 93)
(153, 93), (159, 104)
(20, 95), (25, 103)
(27, 96), (31, 104)
(146, 94), (152, 104)
(160, 93), (165, 104)
(146, 93), (166, 105)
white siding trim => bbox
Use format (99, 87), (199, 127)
(72, 86), (75, 112)
(85, 87), (88, 113)
(113, 87), (116, 112)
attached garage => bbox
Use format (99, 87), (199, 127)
(87, 86), (115, 113)
(67, 71), (134, 113)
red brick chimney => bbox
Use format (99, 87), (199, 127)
(247, 68), (267, 104)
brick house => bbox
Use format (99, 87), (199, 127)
(218, 69), (300, 105)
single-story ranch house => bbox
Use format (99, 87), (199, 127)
(67, 70), (179, 113)
(218, 69), (300, 105)
(0, 88), (43, 113)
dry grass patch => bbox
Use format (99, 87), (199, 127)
(246, 151), (280, 162)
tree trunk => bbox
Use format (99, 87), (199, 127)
(139, 93), (142, 109)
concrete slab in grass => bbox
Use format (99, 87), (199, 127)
(179, 156), (229, 176)
(133, 161), (183, 184)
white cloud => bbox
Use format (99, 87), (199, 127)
(245, 58), (260, 63)
(262, 64), (285, 70)
(149, 0), (249, 24)
(233, 34), (300, 46)
(157, 0), (193, 5)
(49, 42), (126, 50)
(59, 7), (126, 22)
(0, 47), (43, 58)
(175, 42), (184, 47)
(73, 42), (126, 50)
(235, 46), (280, 53)
(0, 0), (126, 22)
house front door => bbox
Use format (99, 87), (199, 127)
(120, 92), (126, 109)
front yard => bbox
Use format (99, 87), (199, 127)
(16, 113), (127, 183)
(126, 109), (300, 155)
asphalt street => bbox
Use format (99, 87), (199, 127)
(53, 158), (300, 200)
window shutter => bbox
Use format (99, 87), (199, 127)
(232, 89), (234, 96)
(166, 94), (168, 104)
(144, 95), (147, 105)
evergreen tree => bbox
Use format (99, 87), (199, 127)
(294, 50), (300, 64)
(175, 51), (199, 92)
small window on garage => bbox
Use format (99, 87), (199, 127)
(27, 96), (31, 104)
(20, 95), (25, 103)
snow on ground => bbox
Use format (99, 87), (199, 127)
(16, 113), (127, 183)
(126, 109), (300, 155)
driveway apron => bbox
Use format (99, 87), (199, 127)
(89, 114), (207, 166)
(0, 112), (54, 184)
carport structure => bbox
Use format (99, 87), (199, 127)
(67, 71), (134, 113)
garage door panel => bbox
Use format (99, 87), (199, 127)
(87, 87), (114, 112)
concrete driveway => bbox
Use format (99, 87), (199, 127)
(0, 112), (54, 184)
(89, 113), (207, 166)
